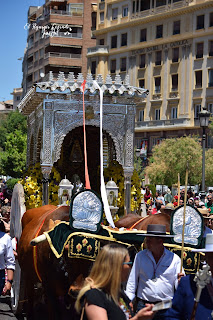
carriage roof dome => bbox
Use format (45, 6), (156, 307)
(106, 179), (117, 189)
(59, 176), (72, 187)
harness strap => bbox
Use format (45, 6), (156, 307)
(33, 207), (57, 282)
(129, 216), (148, 230)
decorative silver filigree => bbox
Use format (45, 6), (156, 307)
(71, 191), (102, 232)
(194, 264), (212, 302)
(172, 206), (203, 245)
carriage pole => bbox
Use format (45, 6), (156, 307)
(180, 165), (188, 272)
(177, 173), (180, 207)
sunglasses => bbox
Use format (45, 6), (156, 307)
(123, 262), (133, 265)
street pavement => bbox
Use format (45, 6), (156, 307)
(0, 295), (26, 319)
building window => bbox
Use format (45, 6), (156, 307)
(139, 54), (145, 68)
(112, 8), (118, 20)
(194, 104), (201, 119)
(195, 70), (202, 88)
(69, 3), (84, 16)
(156, 0), (166, 7)
(208, 103), (213, 115)
(210, 12), (213, 27)
(156, 25), (163, 38)
(99, 39), (104, 45)
(196, 42), (203, 59)
(173, 20), (180, 35)
(110, 60), (116, 74)
(141, 0), (150, 11)
(139, 79), (145, 88)
(111, 35), (117, 48)
(155, 77), (161, 93)
(34, 70), (39, 81)
(139, 109), (144, 121)
(208, 69), (213, 87)
(196, 15), (204, 30)
(39, 48), (44, 58)
(152, 137), (162, 147)
(122, 6), (128, 17)
(91, 61), (96, 75)
(172, 47), (179, 63)
(155, 109), (160, 120)
(140, 28), (147, 42)
(155, 51), (162, 66)
(209, 41), (213, 56)
(16, 96), (20, 101)
(120, 57), (127, 72)
(34, 51), (39, 61)
(28, 35), (34, 48)
(172, 74), (178, 91)
(121, 33), (127, 46)
(100, 12), (104, 23)
(171, 107), (177, 119)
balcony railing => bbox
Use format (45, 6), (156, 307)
(44, 52), (81, 59)
(48, 9), (83, 17)
(136, 117), (190, 128)
(131, 0), (189, 20)
(87, 45), (109, 56)
(54, 31), (82, 39)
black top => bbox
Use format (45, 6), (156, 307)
(82, 288), (127, 320)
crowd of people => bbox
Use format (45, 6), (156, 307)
(142, 186), (213, 218)
(0, 181), (15, 297)
(75, 226), (213, 320)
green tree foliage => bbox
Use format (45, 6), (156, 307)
(145, 136), (202, 187)
(205, 148), (213, 187)
(0, 111), (27, 178)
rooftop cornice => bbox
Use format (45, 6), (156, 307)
(35, 71), (149, 96)
(94, 1), (213, 35)
(18, 72), (149, 114)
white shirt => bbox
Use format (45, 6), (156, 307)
(125, 248), (183, 302)
(0, 231), (15, 270)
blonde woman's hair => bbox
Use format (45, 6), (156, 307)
(75, 243), (128, 313)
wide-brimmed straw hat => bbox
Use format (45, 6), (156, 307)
(192, 234), (213, 252)
(198, 208), (210, 217)
(144, 224), (174, 238)
(164, 203), (175, 210)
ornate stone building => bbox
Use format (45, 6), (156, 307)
(18, 72), (148, 213)
(87, 0), (213, 155)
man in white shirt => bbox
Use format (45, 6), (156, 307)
(125, 224), (184, 319)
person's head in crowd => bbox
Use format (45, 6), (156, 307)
(75, 243), (131, 311)
(207, 194), (213, 205)
(180, 189), (185, 199)
(145, 186), (150, 194)
(156, 201), (162, 211)
(179, 199), (184, 205)
(147, 205), (153, 215)
(194, 199), (199, 207)
(188, 198), (194, 206)
(1, 206), (10, 223)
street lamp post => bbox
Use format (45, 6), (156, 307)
(199, 106), (210, 201)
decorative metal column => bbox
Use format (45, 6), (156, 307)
(199, 107), (210, 201)
(41, 166), (52, 205)
(123, 167), (134, 215)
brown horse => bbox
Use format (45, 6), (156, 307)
(115, 213), (171, 232)
(18, 205), (93, 320)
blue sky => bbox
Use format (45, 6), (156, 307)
(0, 0), (44, 102)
